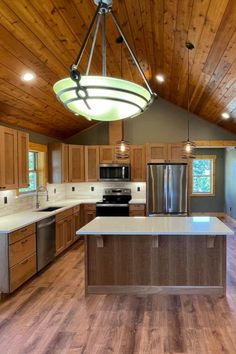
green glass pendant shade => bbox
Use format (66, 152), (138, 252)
(53, 76), (153, 121)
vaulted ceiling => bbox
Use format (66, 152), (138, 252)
(0, 0), (236, 139)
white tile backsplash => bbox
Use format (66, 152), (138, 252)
(0, 182), (146, 217)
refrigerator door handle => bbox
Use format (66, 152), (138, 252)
(164, 166), (168, 213)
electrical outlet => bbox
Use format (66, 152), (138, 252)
(4, 196), (7, 204)
(137, 186), (141, 192)
(54, 188), (57, 194)
(91, 186), (94, 192)
(230, 207), (232, 211)
(72, 187), (75, 192)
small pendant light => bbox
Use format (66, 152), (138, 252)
(115, 36), (130, 159)
(183, 41), (195, 158)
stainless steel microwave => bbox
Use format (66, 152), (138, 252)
(99, 164), (130, 181)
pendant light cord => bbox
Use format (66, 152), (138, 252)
(187, 44), (190, 140)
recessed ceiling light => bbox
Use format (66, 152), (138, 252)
(156, 74), (165, 83)
(21, 72), (36, 82)
(221, 112), (230, 120)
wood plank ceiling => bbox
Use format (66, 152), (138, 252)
(0, 0), (236, 139)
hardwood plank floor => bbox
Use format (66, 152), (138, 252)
(1, 221), (236, 354)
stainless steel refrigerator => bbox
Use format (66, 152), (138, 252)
(146, 163), (188, 215)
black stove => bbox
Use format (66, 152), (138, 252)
(96, 188), (131, 216)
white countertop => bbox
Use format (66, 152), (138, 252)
(0, 198), (100, 233)
(0, 198), (145, 233)
(76, 216), (234, 236)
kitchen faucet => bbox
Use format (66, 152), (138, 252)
(36, 186), (49, 209)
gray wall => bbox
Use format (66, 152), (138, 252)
(66, 97), (236, 144)
(225, 149), (236, 219)
(190, 149), (225, 213)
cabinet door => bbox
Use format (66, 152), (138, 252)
(130, 145), (146, 181)
(18, 131), (29, 188)
(84, 210), (96, 225)
(73, 211), (81, 241)
(48, 143), (69, 183)
(99, 146), (114, 163)
(168, 144), (185, 162)
(85, 146), (99, 181)
(146, 143), (168, 162)
(56, 219), (66, 256)
(0, 127), (18, 189)
(129, 204), (146, 216)
(69, 145), (84, 182)
(64, 216), (73, 248)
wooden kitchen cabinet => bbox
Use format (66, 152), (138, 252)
(68, 145), (84, 182)
(99, 145), (130, 164)
(85, 146), (99, 181)
(129, 204), (146, 216)
(130, 145), (146, 181)
(73, 205), (81, 241)
(146, 143), (185, 163)
(48, 143), (69, 183)
(55, 208), (74, 256)
(0, 223), (36, 294)
(83, 204), (96, 225)
(0, 126), (18, 190)
(17, 131), (29, 188)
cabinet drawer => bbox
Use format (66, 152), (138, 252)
(56, 208), (73, 222)
(83, 204), (96, 211)
(9, 223), (36, 244)
(129, 210), (146, 217)
(9, 234), (36, 267)
(10, 253), (36, 292)
(129, 204), (146, 211)
(73, 205), (81, 213)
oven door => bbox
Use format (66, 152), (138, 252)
(96, 204), (129, 216)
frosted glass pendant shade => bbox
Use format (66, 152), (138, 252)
(53, 76), (153, 121)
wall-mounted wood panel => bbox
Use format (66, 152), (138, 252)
(0, 0), (235, 139)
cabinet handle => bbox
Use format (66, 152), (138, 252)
(20, 228), (28, 233)
(21, 259), (29, 265)
(21, 239), (28, 245)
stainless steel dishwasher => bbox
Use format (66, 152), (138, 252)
(36, 216), (56, 271)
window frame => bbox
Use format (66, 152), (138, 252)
(18, 142), (48, 195)
(189, 155), (216, 197)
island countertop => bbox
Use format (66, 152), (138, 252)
(77, 216), (233, 236)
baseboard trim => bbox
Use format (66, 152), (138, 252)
(87, 285), (225, 296)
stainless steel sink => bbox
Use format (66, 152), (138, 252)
(36, 206), (63, 212)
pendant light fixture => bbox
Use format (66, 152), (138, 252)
(183, 41), (195, 158)
(115, 35), (130, 159)
(53, 0), (156, 122)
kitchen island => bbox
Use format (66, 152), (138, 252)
(76, 216), (233, 296)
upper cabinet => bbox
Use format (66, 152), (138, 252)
(130, 145), (146, 181)
(99, 145), (130, 164)
(18, 132), (29, 188)
(146, 143), (185, 163)
(48, 143), (69, 184)
(85, 146), (99, 181)
(68, 145), (84, 182)
(0, 127), (19, 190)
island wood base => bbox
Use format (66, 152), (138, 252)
(85, 234), (226, 296)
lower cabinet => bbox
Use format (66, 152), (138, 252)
(55, 209), (74, 256)
(0, 223), (37, 294)
(129, 204), (146, 216)
(83, 204), (96, 225)
(73, 205), (81, 241)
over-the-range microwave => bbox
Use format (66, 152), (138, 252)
(99, 164), (130, 181)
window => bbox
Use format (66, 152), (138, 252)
(190, 155), (216, 196)
(19, 151), (38, 193)
(19, 143), (47, 195)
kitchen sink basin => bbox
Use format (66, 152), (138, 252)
(36, 206), (63, 212)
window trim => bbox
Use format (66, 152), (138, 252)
(18, 142), (48, 195)
(189, 155), (216, 197)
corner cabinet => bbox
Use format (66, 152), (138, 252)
(68, 145), (84, 182)
(0, 126), (18, 190)
(130, 145), (146, 181)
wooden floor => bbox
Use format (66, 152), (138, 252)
(1, 222), (236, 354)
